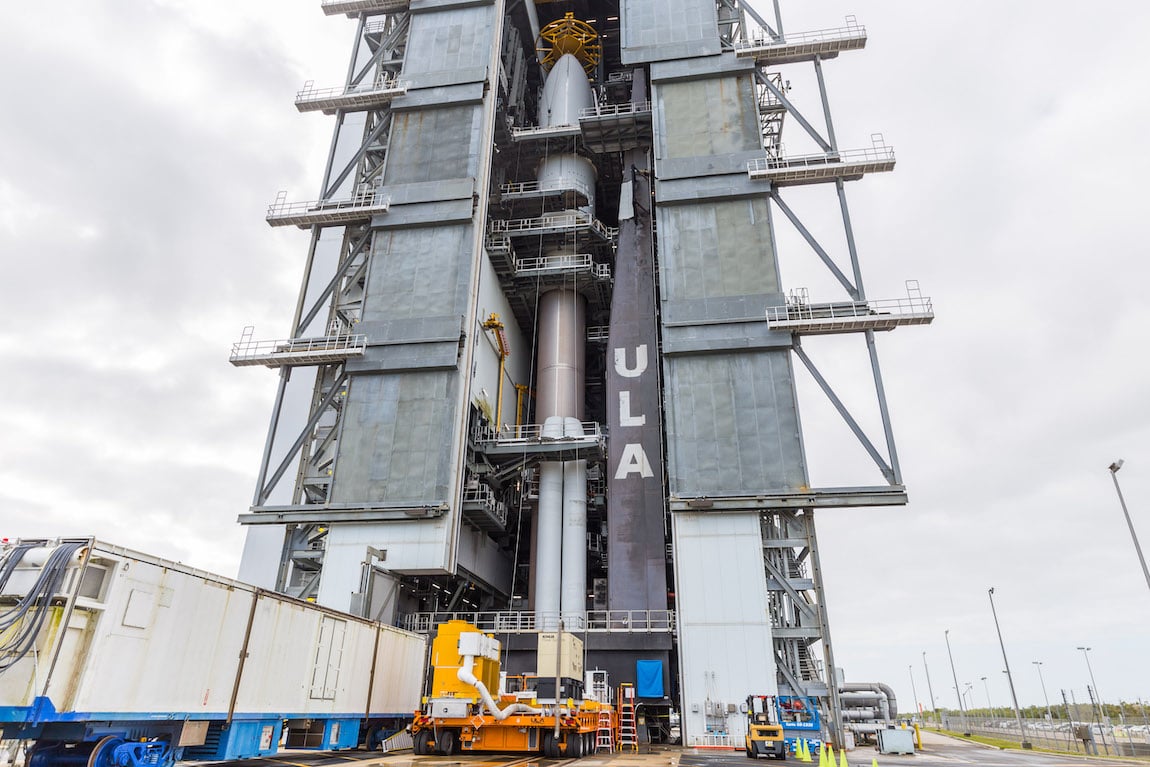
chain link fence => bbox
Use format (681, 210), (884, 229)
(922, 715), (1150, 757)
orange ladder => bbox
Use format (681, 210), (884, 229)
(617, 683), (638, 752)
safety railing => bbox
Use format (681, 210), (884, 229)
(483, 421), (604, 443)
(461, 484), (508, 527)
(295, 76), (408, 111)
(735, 17), (866, 55)
(766, 295), (932, 324)
(516, 253), (595, 274)
(489, 211), (617, 241)
(321, 0), (409, 16)
(230, 333), (367, 367)
(500, 178), (594, 201)
(580, 100), (652, 119)
(748, 143), (895, 173)
(473, 421), (606, 461)
(510, 123), (582, 140)
(266, 189), (391, 227)
(765, 281), (933, 334)
(399, 609), (676, 635)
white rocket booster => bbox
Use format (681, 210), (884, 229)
(533, 52), (595, 631)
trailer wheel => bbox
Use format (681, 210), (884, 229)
(584, 732), (594, 754)
(542, 731), (559, 759)
(436, 730), (457, 756)
(413, 731), (434, 756)
(27, 737), (130, 767)
(566, 732), (582, 758)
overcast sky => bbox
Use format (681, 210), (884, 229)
(2, 0), (1148, 718)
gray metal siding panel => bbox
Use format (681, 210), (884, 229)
(660, 323), (792, 355)
(658, 199), (782, 304)
(362, 225), (474, 334)
(384, 105), (486, 184)
(621, 0), (721, 64)
(655, 75), (761, 163)
(403, 5), (494, 87)
(332, 371), (457, 504)
(664, 352), (806, 495)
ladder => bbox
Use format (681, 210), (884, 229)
(618, 683), (638, 752)
(595, 709), (615, 753)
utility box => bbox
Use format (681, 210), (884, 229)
(876, 727), (915, 755)
(537, 631), (584, 681)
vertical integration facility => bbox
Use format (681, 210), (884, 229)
(231, 0), (931, 747)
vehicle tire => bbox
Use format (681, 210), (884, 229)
(542, 731), (558, 759)
(412, 731), (426, 756)
(746, 745), (755, 758)
(436, 730), (457, 756)
(569, 732), (583, 758)
(586, 732), (595, 754)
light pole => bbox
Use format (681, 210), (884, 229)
(1078, 646), (1112, 753)
(1108, 460), (1150, 595)
(944, 629), (970, 736)
(1033, 661), (1053, 723)
(923, 651), (939, 727)
(981, 676), (993, 718)
(988, 587), (1031, 748)
(963, 683), (974, 713)
(909, 664), (921, 721)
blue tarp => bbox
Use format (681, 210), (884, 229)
(635, 660), (664, 698)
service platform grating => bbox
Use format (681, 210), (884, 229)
(735, 17), (867, 66)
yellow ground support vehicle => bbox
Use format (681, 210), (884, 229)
(745, 695), (787, 760)
(410, 621), (609, 757)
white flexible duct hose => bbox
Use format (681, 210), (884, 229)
(457, 655), (543, 720)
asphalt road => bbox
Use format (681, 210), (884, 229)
(677, 731), (1145, 767)
(191, 732), (1149, 767)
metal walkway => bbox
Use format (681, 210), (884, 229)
(735, 18), (867, 66)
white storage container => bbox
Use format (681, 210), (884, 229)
(0, 539), (425, 748)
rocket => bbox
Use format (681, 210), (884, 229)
(532, 51), (597, 630)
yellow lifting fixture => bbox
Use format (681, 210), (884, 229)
(482, 313), (511, 427)
(537, 12), (601, 75)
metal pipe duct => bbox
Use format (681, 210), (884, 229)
(840, 707), (878, 721)
(841, 682), (897, 722)
(458, 655), (542, 719)
(524, 0), (541, 47)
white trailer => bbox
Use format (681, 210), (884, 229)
(0, 538), (426, 767)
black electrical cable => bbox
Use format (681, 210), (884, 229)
(0, 541), (85, 672)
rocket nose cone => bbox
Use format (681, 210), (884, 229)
(539, 54), (595, 128)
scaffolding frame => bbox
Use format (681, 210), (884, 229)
(243, 7), (412, 601)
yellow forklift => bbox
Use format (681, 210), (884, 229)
(745, 695), (787, 760)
